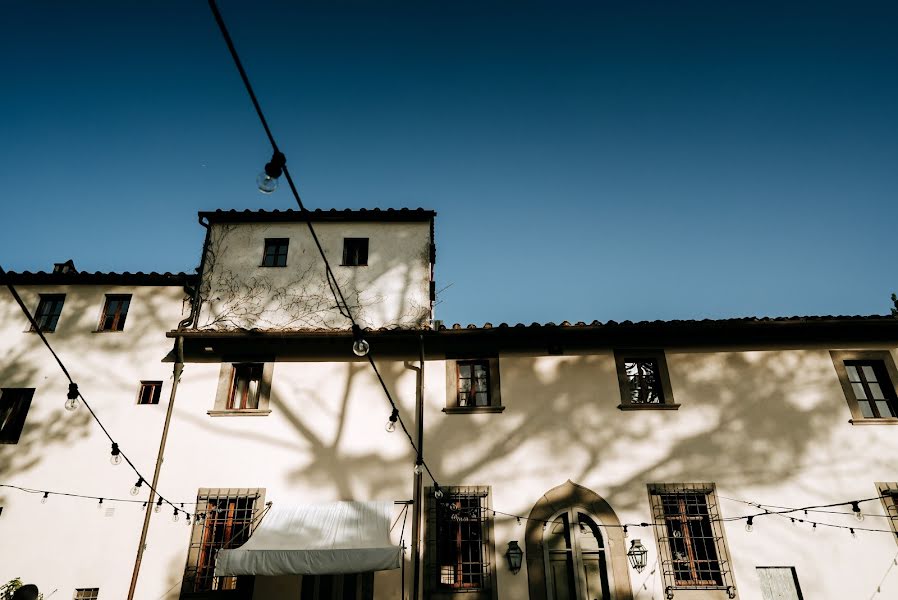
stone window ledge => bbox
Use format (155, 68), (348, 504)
(849, 418), (898, 426)
(442, 406), (506, 414)
(207, 409), (272, 417)
(618, 403), (681, 411)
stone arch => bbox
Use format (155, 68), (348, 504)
(525, 480), (633, 600)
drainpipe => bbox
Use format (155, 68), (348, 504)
(185, 215), (211, 329)
(127, 335), (185, 600)
(410, 334), (425, 600)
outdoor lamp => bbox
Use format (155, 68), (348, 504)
(257, 151), (286, 194)
(627, 539), (648, 573)
(505, 541), (524, 574)
(351, 324), (370, 356)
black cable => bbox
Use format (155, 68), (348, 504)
(206, 0), (440, 487)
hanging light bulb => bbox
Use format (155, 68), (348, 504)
(142, 502), (148, 512)
(850, 527), (857, 539)
(154, 498), (164, 513)
(385, 408), (399, 433)
(413, 462), (423, 476)
(812, 522), (817, 532)
(623, 525), (629, 538)
(131, 477), (144, 496)
(186, 513), (191, 525)
(744, 516), (753, 532)
(434, 486), (444, 500)
(97, 498), (104, 510)
(351, 324), (370, 357)
(41, 492), (49, 504)
(65, 382), (80, 411)
(256, 151), (286, 194)
(172, 507), (179, 522)
(110, 443), (122, 466)
(851, 501), (864, 522)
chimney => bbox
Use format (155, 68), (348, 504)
(53, 259), (77, 274)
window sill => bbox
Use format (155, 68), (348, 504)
(340, 264), (368, 267)
(849, 417), (898, 425)
(258, 264), (287, 268)
(443, 406), (505, 414)
(25, 329), (55, 334)
(618, 403), (680, 411)
(207, 409), (272, 417)
(92, 329), (124, 333)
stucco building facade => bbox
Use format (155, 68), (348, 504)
(2, 209), (898, 600)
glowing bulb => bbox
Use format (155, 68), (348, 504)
(852, 501), (864, 522)
(41, 492), (49, 504)
(256, 172), (279, 194)
(131, 478), (143, 496)
(413, 463), (423, 476)
(745, 517), (753, 533)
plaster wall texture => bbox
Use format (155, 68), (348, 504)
(197, 221), (432, 331)
(0, 284), (190, 599)
(111, 344), (898, 599)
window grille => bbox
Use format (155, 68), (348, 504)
(181, 488), (263, 596)
(426, 486), (493, 594)
(457, 361), (491, 407)
(98, 294), (131, 331)
(33, 294), (65, 332)
(648, 483), (736, 597)
(74, 589), (100, 600)
(262, 238), (289, 267)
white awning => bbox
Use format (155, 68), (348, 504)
(214, 500), (402, 576)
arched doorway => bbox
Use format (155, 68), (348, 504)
(526, 481), (633, 600)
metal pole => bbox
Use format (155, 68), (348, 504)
(410, 335), (425, 600)
(127, 336), (184, 600)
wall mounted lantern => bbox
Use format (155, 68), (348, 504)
(627, 539), (648, 573)
(505, 541), (524, 574)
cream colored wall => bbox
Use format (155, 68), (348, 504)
(0, 284), (190, 598)
(131, 344), (898, 599)
(3, 281), (897, 599)
(198, 221), (432, 331)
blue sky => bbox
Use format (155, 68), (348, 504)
(2, 1), (897, 325)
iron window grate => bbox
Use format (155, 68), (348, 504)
(623, 358), (664, 404)
(427, 486), (492, 593)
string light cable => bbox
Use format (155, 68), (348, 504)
(870, 551), (898, 599)
(720, 494), (895, 520)
(206, 0), (440, 488)
(0, 266), (195, 518)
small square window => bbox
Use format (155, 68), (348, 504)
(33, 294), (66, 332)
(615, 350), (677, 410)
(98, 294), (131, 332)
(74, 588), (100, 600)
(262, 238), (289, 267)
(342, 238), (369, 266)
(228, 364), (264, 410)
(0, 388), (34, 444)
(831, 351), (898, 423)
(137, 381), (163, 405)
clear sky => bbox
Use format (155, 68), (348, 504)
(2, 1), (897, 325)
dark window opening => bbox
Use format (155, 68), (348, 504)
(0, 388), (35, 444)
(99, 294), (131, 332)
(844, 361), (898, 419)
(33, 294), (66, 332)
(138, 381), (163, 405)
(74, 590), (100, 600)
(624, 359), (664, 404)
(432, 489), (491, 592)
(457, 361), (490, 407)
(228, 364), (263, 410)
(342, 238), (369, 266)
(262, 238), (289, 267)
(300, 573), (374, 600)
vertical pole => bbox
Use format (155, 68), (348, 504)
(410, 335), (425, 600)
(127, 336), (184, 600)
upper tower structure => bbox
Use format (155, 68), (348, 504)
(193, 208), (436, 331)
